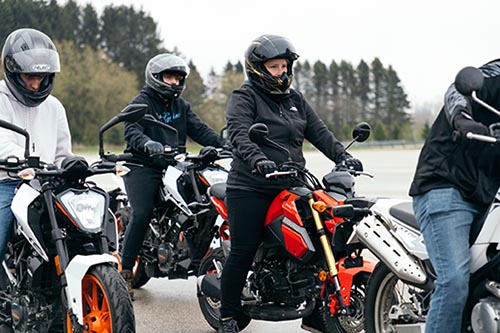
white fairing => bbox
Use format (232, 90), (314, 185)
(470, 202), (500, 273)
(65, 254), (117, 325)
(162, 166), (192, 215)
(10, 184), (49, 261)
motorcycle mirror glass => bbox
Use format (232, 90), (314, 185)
(454, 66), (484, 96)
(248, 123), (269, 144)
(118, 104), (148, 123)
(352, 122), (371, 142)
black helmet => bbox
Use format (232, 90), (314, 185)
(2, 28), (60, 107)
(244, 34), (299, 95)
(145, 53), (190, 100)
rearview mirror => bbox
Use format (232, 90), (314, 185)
(352, 122), (371, 142)
(454, 66), (484, 96)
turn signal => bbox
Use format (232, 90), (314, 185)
(318, 270), (328, 282)
(116, 165), (131, 177)
(313, 201), (328, 213)
(18, 168), (35, 180)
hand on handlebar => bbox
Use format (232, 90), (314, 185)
(453, 112), (489, 136)
(144, 140), (164, 156)
(255, 159), (277, 176)
(343, 157), (363, 172)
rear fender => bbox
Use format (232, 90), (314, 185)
(65, 254), (118, 325)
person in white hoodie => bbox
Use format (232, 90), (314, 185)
(0, 28), (72, 262)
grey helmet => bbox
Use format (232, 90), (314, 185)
(2, 28), (60, 107)
(145, 53), (190, 100)
(245, 34), (299, 95)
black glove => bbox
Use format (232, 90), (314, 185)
(489, 123), (500, 138)
(453, 112), (488, 136)
(344, 157), (363, 172)
(144, 140), (164, 156)
(255, 159), (277, 176)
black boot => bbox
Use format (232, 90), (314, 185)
(301, 312), (326, 333)
(218, 317), (239, 333)
(120, 269), (135, 301)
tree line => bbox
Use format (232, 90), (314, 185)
(0, 0), (413, 146)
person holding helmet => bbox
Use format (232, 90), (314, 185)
(120, 53), (228, 297)
(0, 28), (72, 268)
(218, 34), (362, 333)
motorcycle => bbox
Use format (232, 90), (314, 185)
(113, 115), (232, 288)
(0, 104), (144, 332)
(197, 122), (376, 332)
(361, 66), (500, 333)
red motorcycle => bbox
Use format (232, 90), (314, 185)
(197, 122), (376, 332)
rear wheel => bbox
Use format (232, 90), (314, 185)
(66, 264), (135, 333)
(364, 263), (430, 333)
(197, 247), (251, 331)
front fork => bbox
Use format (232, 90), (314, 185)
(308, 198), (354, 315)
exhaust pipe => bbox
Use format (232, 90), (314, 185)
(197, 273), (221, 300)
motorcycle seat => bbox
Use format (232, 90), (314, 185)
(389, 202), (420, 231)
(208, 183), (226, 201)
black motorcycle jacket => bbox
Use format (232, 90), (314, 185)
(226, 82), (346, 192)
(124, 86), (227, 165)
(409, 60), (500, 205)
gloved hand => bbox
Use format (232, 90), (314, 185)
(255, 159), (277, 176)
(344, 157), (363, 172)
(144, 140), (164, 156)
(453, 112), (489, 136)
(489, 123), (500, 138)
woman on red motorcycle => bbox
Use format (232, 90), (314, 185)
(218, 34), (362, 333)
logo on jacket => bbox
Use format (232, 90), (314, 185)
(163, 111), (181, 123)
(289, 106), (298, 112)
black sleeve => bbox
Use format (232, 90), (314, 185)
(226, 89), (267, 169)
(299, 93), (346, 163)
(123, 96), (153, 154)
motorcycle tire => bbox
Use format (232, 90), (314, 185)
(321, 271), (370, 333)
(364, 262), (430, 333)
(65, 264), (135, 332)
(197, 247), (251, 331)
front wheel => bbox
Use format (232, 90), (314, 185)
(327, 272), (370, 332)
(364, 263), (430, 333)
(66, 264), (135, 333)
(197, 247), (251, 331)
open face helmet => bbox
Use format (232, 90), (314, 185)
(2, 28), (60, 107)
(244, 34), (299, 95)
(145, 53), (190, 100)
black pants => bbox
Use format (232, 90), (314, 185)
(121, 166), (162, 270)
(219, 188), (281, 318)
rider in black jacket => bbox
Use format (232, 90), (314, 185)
(409, 59), (500, 332)
(218, 34), (363, 333)
(120, 54), (227, 297)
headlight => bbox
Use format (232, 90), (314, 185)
(57, 189), (106, 233)
(200, 169), (228, 186)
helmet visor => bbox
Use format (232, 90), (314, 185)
(6, 49), (60, 73)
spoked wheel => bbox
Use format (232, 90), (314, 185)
(197, 247), (251, 331)
(66, 264), (135, 333)
(365, 263), (430, 333)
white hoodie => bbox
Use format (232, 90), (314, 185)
(0, 80), (72, 180)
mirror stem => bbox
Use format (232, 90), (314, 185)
(472, 91), (500, 117)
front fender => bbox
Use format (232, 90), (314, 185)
(65, 254), (118, 325)
(337, 257), (375, 306)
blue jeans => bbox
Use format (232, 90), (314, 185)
(413, 187), (485, 333)
(0, 179), (19, 261)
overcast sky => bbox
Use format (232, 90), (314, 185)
(75, 0), (500, 111)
